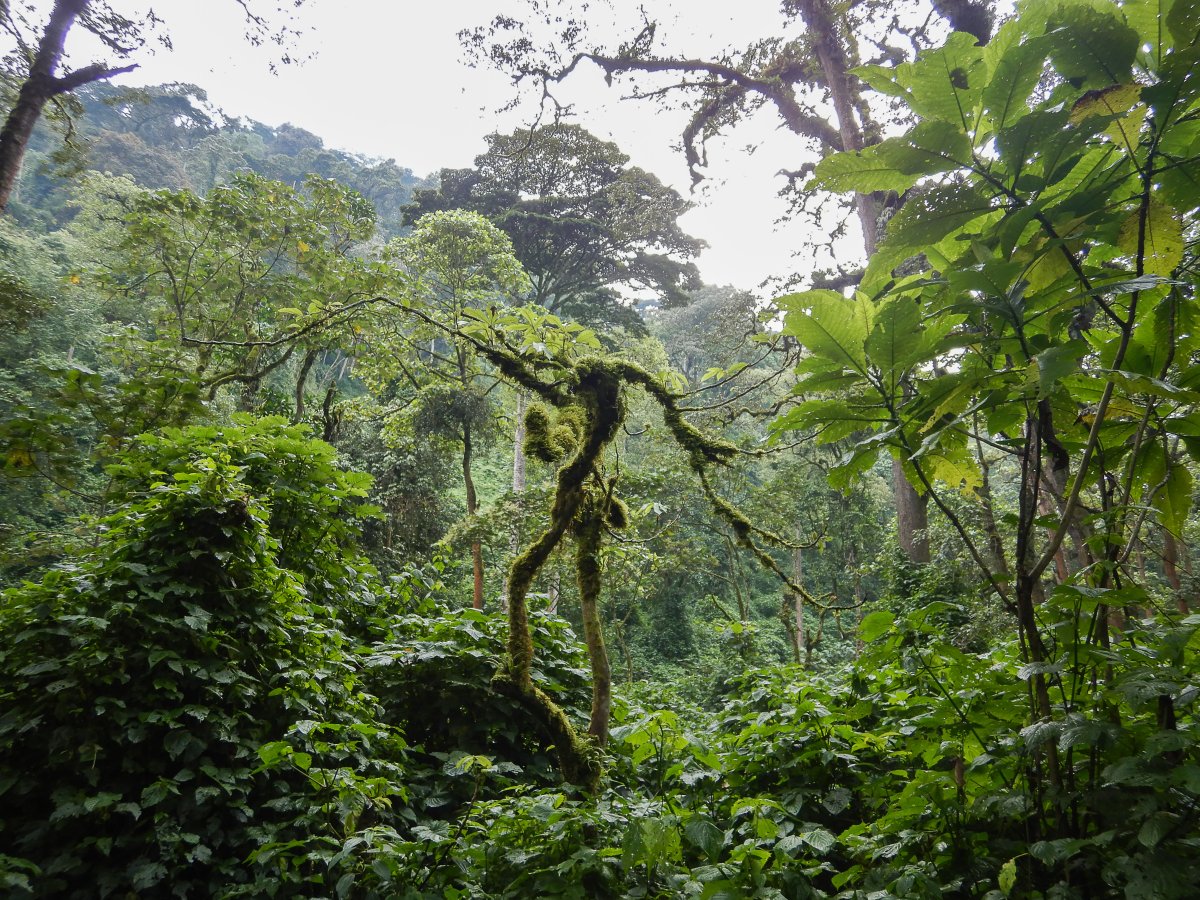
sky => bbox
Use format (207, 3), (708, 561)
(51, 0), (840, 291)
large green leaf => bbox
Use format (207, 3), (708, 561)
(983, 35), (1049, 130)
(859, 611), (895, 642)
(1166, 0), (1200, 49)
(994, 107), (1074, 179)
(1153, 459), (1193, 536)
(863, 32), (986, 127)
(809, 120), (972, 194)
(866, 295), (927, 390)
(778, 290), (872, 374)
(1033, 341), (1086, 397)
(1045, 3), (1139, 88)
(772, 397), (888, 443)
(866, 184), (995, 288)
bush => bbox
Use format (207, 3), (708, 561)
(0, 427), (409, 897)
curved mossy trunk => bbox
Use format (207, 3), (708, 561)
(495, 360), (625, 792)
(481, 355), (818, 792)
(576, 517), (610, 746)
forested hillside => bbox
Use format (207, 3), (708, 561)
(7, 81), (430, 237)
(1, 0), (1198, 897)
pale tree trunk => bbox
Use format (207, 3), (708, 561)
(0, 0), (135, 212)
(462, 420), (484, 610)
(792, 542), (806, 665)
(547, 570), (560, 615)
(893, 459), (931, 564)
(849, 541), (865, 657)
(799, 0), (930, 563)
(1038, 490), (1069, 583)
(504, 390), (528, 614)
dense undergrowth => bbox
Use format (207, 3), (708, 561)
(1, 421), (1196, 898)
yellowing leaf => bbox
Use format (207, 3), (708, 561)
(69, 274), (81, 285)
(1019, 237), (1074, 294)
(296, 240), (311, 254)
(1119, 200), (1184, 277)
(1068, 84), (1143, 124)
(6, 448), (34, 468)
(1105, 105), (1150, 150)
(999, 857), (1018, 896)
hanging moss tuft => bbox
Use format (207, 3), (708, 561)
(522, 403), (557, 463)
(605, 496), (630, 530)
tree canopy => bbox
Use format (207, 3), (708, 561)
(406, 123), (704, 322)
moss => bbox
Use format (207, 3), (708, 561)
(524, 402), (590, 464)
(477, 330), (821, 790)
(575, 517), (611, 748)
(491, 670), (603, 791)
(498, 357), (628, 792)
(605, 496), (630, 530)
(549, 424), (579, 458)
(556, 406), (588, 437)
(523, 403), (558, 463)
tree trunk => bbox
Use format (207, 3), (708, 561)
(462, 421), (484, 610)
(792, 544), (806, 664)
(974, 431), (1010, 576)
(504, 390), (528, 613)
(0, 0), (134, 212)
(293, 348), (319, 423)
(547, 570), (560, 615)
(1164, 530), (1188, 614)
(799, 0), (930, 564)
(577, 518), (611, 746)
(893, 458), (931, 563)
(1015, 414), (1062, 798)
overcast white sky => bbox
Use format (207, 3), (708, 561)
(53, 0), (840, 291)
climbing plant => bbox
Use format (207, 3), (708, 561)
(771, 0), (1200, 891)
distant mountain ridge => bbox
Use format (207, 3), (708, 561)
(10, 81), (432, 238)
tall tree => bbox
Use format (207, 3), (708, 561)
(94, 172), (387, 413)
(461, 0), (994, 562)
(770, 1), (1199, 863)
(405, 123), (704, 322)
(360, 209), (530, 610)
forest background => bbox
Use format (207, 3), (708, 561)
(0, 0), (1198, 898)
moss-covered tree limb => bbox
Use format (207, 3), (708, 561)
(403, 305), (826, 788)
(494, 358), (626, 791)
(575, 514), (611, 746)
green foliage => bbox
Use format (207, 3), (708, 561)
(0, 425), (409, 897)
(94, 171), (392, 409)
(107, 416), (384, 628)
(333, 417), (463, 573)
(364, 603), (593, 792)
(4, 6), (1200, 899)
(781, 0), (1200, 506)
(406, 123), (702, 317)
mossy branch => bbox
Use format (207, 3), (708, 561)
(393, 303), (826, 786)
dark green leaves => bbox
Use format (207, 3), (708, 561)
(1045, 4), (1140, 88)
